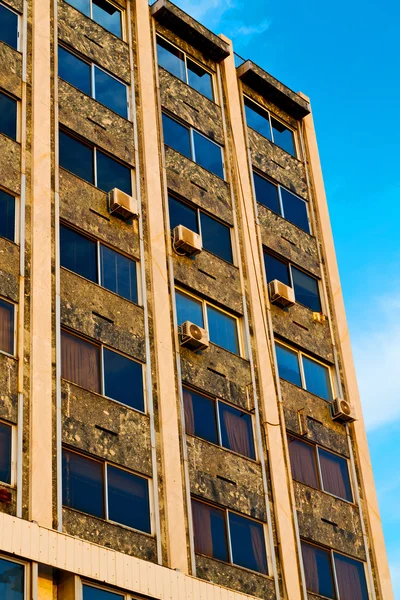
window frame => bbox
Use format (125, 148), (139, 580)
(0, 2), (20, 51)
(0, 554), (28, 599)
(0, 186), (18, 244)
(0, 420), (16, 487)
(0, 89), (19, 142)
(0, 296), (16, 357)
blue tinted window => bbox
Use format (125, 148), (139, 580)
(319, 448), (352, 502)
(0, 558), (24, 600)
(62, 450), (104, 518)
(94, 67), (127, 118)
(65, 0), (90, 16)
(280, 188), (309, 233)
(264, 252), (290, 286)
(253, 172), (280, 214)
(0, 422), (11, 484)
(100, 245), (137, 303)
(193, 131), (224, 179)
(58, 46), (91, 95)
(168, 195), (198, 232)
(187, 59), (213, 101)
(302, 542), (334, 598)
(0, 4), (18, 49)
(107, 465), (150, 532)
(0, 298), (14, 355)
(229, 513), (267, 574)
(192, 499), (228, 562)
(292, 267), (321, 312)
(92, 0), (121, 37)
(183, 388), (218, 444)
(219, 403), (255, 459)
(334, 554), (368, 600)
(303, 356), (332, 400)
(60, 225), (97, 282)
(207, 305), (239, 354)
(156, 36), (185, 81)
(83, 585), (123, 600)
(59, 130), (94, 184)
(103, 348), (144, 412)
(244, 98), (271, 140)
(271, 116), (296, 156)
(0, 189), (15, 242)
(0, 92), (17, 140)
(200, 213), (232, 263)
(96, 150), (131, 195)
(162, 113), (191, 159)
(276, 343), (301, 387)
(176, 291), (203, 327)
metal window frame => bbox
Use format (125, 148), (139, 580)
(191, 127), (225, 180)
(278, 185), (311, 233)
(101, 345), (147, 415)
(0, 295), (17, 357)
(0, 1), (20, 52)
(316, 445), (354, 504)
(92, 64), (130, 120)
(331, 549), (370, 600)
(0, 185), (18, 244)
(0, 89), (19, 142)
(0, 419), (16, 487)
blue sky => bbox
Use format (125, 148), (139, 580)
(174, 0), (400, 593)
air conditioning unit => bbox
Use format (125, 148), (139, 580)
(331, 398), (356, 423)
(173, 225), (202, 256)
(269, 279), (295, 308)
(108, 188), (138, 220)
(180, 321), (209, 351)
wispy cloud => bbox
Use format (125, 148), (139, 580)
(228, 18), (271, 39)
(173, 0), (236, 28)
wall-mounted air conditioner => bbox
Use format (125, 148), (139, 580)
(173, 225), (202, 256)
(180, 320), (209, 351)
(108, 188), (138, 220)
(269, 279), (295, 307)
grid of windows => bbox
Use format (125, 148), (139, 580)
(0, 2), (19, 49)
(244, 96), (297, 157)
(0, 189), (16, 243)
(0, 557), (24, 600)
(65, 0), (123, 38)
(0, 91), (17, 141)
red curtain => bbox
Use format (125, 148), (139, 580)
(191, 500), (214, 557)
(61, 330), (100, 393)
(301, 542), (320, 593)
(183, 388), (195, 435)
(287, 436), (319, 488)
(335, 553), (368, 600)
(250, 522), (267, 574)
(319, 449), (352, 501)
(0, 299), (14, 355)
(221, 406), (251, 457)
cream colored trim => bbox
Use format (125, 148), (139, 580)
(300, 96), (394, 600)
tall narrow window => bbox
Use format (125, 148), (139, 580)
(0, 3), (18, 49)
(96, 149), (131, 195)
(0, 298), (14, 355)
(264, 252), (291, 287)
(103, 348), (144, 412)
(301, 542), (335, 598)
(319, 448), (353, 502)
(302, 355), (332, 400)
(0, 422), (12, 484)
(192, 499), (229, 562)
(275, 343), (301, 387)
(0, 189), (15, 242)
(280, 188), (309, 233)
(59, 130), (94, 184)
(100, 245), (137, 303)
(253, 172), (280, 214)
(229, 512), (267, 574)
(200, 213), (233, 263)
(62, 449), (104, 518)
(0, 557), (24, 600)
(183, 388), (218, 444)
(192, 130), (224, 179)
(287, 436), (319, 489)
(219, 403), (255, 459)
(271, 116), (296, 156)
(60, 225), (98, 282)
(244, 97), (272, 140)
(58, 46), (91, 95)
(207, 305), (239, 354)
(162, 113), (191, 159)
(107, 465), (150, 532)
(334, 553), (368, 600)
(61, 330), (101, 393)
(0, 91), (17, 140)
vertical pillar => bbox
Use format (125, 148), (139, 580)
(134, 0), (189, 573)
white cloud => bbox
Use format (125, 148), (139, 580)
(173, 0), (236, 27)
(228, 18), (271, 39)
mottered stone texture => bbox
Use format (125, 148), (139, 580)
(0, 238), (19, 303)
(0, 42), (22, 98)
(4, 0), (22, 13)
(195, 555), (276, 599)
(188, 436), (266, 520)
(0, 354), (18, 424)
(0, 135), (21, 195)
(0, 488), (16, 517)
(62, 381), (152, 476)
(242, 81), (299, 132)
(156, 23), (216, 73)
(294, 482), (365, 560)
(62, 508), (157, 561)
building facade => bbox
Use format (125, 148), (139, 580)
(0, 0), (394, 598)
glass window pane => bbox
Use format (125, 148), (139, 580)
(275, 343), (301, 387)
(156, 36), (186, 81)
(64, 0), (90, 16)
(103, 348), (144, 412)
(287, 436), (319, 488)
(192, 499), (228, 562)
(0, 422), (12, 484)
(175, 290), (204, 327)
(244, 98), (271, 140)
(200, 213), (232, 263)
(319, 448), (353, 502)
(303, 356), (332, 400)
(0, 4), (18, 49)
(92, 0), (122, 38)
(183, 388), (218, 444)
(96, 150), (131, 195)
(207, 305), (239, 354)
(0, 189), (15, 242)
(193, 131), (224, 179)
(264, 252), (290, 286)
(62, 450), (104, 518)
(61, 330), (101, 393)
(292, 267), (321, 312)
(301, 542), (335, 598)
(271, 117), (296, 156)
(0, 92), (17, 140)
(107, 465), (150, 532)
(334, 553), (368, 600)
(187, 59), (213, 101)
(0, 558), (24, 600)
(83, 585), (123, 600)
(280, 188), (310, 233)
(253, 172), (280, 214)
(59, 130), (94, 184)
(60, 225), (97, 282)
(0, 298), (14, 355)
(58, 46), (91, 96)
(168, 195), (198, 232)
(229, 512), (267, 574)
(94, 67), (127, 118)
(100, 245), (137, 303)
(162, 113), (191, 159)
(219, 403), (255, 459)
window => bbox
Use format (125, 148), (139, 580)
(264, 251), (321, 312)
(301, 541), (368, 600)
(0, 298), (15, 355)
(156, 36), (214, 101)
(162, 113), (224, 179)
(60, 225), (138, 303)
(59, 130), (132, 195)
(0, 91), (17, 141)
(244, 96), (296, 157)
(183, 388), (255, 459)
(175, 289), (240, 355)
(192, 499), (268, 574)
(288, 436), (353, 502)
(168, 195), (233, 263)
(0, 3), (19, 49)
(0, 557), (24, 600)
(0, 422), (12, 484)
(0, 189), (15, 242)
(61, 330), (144, 412)
(65, 0), (122, 38)
(83, 584), (124, 600)
(58, 46), (128, 118)
(275, 341), (333, 400)
(62, 449), (151, 532)
(253, 171), (310, 233)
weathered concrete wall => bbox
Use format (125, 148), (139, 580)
(0, 42), (22, 98)
(0, 355), (18, 423)
(0, 135), (20, 195)
(0, 238), (19, 303)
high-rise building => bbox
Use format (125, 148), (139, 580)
(0, 0), (394, 598)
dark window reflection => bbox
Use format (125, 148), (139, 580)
(0, 422), (12, 484)
(264, 252), (290, 287)
(59, 130), (94, 184)
(229, 512), (267, 574)
(207, 305), (239, 354)
(92, 0), (122, 38)
(107, 465), (150, 532)
(200, 213), (232, 263)
(193, 130), (224, 179)
(83, 584), (124, 600)
(60, 225), (97, 282)
(253, 172), (280, 214)
(62, 450), (104, 518)
(280, 188), (310, 233)
(61, 330), (101, 393)
(0, 298), (14, 355)
(0, 189), (15, 242)
(96, 150), (131, 195)
(287, 436), (319, 488)
(187, 59), (213, 100)
(65, 0), (90, 16)
(275, 344), (301, 387)
(0, 557), (24, 600)
(103, 348), (144, 412)
(292, 267), (321, 312)
(168, 195), (198, 232)
(100, 245), (137, 303)
(334, 553), (369, 600)
(219, 403), (255, 459)
(58, 46), (91, 95)
(0, 92), (17, 140)
(244, 98), (271, 140)
(301, 542), (335, 598)
(162, 113), (191, 159)
(94, 67), (127, 118)
(0, 4), (18, 49)
(271, 116), (296, 156)
(156, 36), (185, 81)
(303, 356), (332, 400)
(183, 388), (218, 444)
(192, 499), (228, 562)
(319, 448), (353, 502)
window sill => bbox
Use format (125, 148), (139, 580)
(293, 479), (356, 507)
(257, 201), (314, 240)
(278, 376), (332, 404)
(186, 432), (258, 464)
(164, 143), (227, 183)
(195, 551), (271, 579)
(62, 505), (154, 538)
